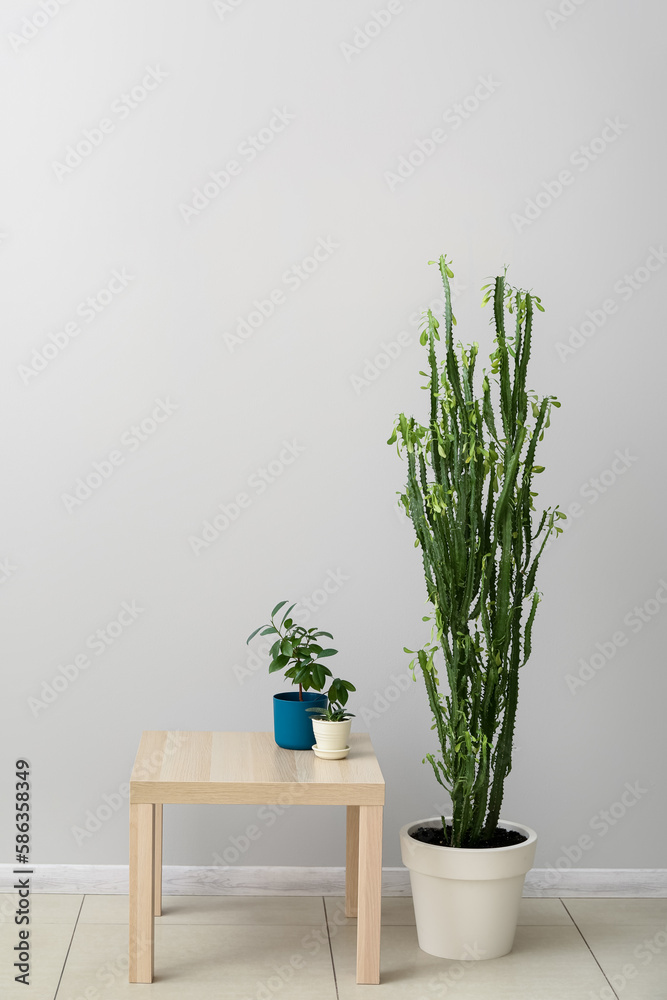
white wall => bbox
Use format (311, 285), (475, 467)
(2, 0), (666, 873)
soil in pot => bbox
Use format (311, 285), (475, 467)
(410, 824), (527, 850)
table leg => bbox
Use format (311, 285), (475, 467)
(356, 804), (382, 984)
(345, 806), (359, 917)
(154, 804), (163, 917)
(129, 803), (155, 983)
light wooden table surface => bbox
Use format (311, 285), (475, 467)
(129, 731), (385, 985)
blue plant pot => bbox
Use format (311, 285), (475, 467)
(273, 691), (327, 750)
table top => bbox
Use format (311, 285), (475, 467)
(130, 731), (385, 806)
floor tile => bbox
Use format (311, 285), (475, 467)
(325, 895), (572, 928)
(0, 922), (74, 1000)
(2, 892), (657, 999)
(325, 895), (416, 926)
(516, 898), (573, 925)
(58, 922), (338, 998)
(565, 898), (667, 926)
(329, 923), (613, 998)
(570, 923), (667, 1000)
(0, 892), (83, 925)
(79, 893), (325, 925)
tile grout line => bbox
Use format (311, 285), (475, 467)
(322, 896), (340, 1000)
(560, 898), (620, 1000)
(52, 894), (85, 1000)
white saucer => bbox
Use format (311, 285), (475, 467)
(312, 745), (350, 760)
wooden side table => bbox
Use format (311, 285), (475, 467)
(129, 731), (385, 985)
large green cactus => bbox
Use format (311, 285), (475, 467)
(389, 255), (563, 847)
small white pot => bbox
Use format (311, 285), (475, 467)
(400, 816), (537, 960)
(311, 718), (351, 752)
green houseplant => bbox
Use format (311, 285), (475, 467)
(390, 254), (563, 960)
(308, 677), (356, 755)
(247, 600), (338, 749)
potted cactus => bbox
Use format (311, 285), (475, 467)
(308, 677), (356, 757)
(247, 601), (338, 750)
(389, 255), (563, 960)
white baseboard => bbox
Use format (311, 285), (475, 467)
(1, 864), (666, 897)
(524, 869), (667, 897)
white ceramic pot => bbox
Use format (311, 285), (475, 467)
(400, 816), (537, 960)
(311, 718), (351, 752)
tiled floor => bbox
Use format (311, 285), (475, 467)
(1, 894), (666, 999)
